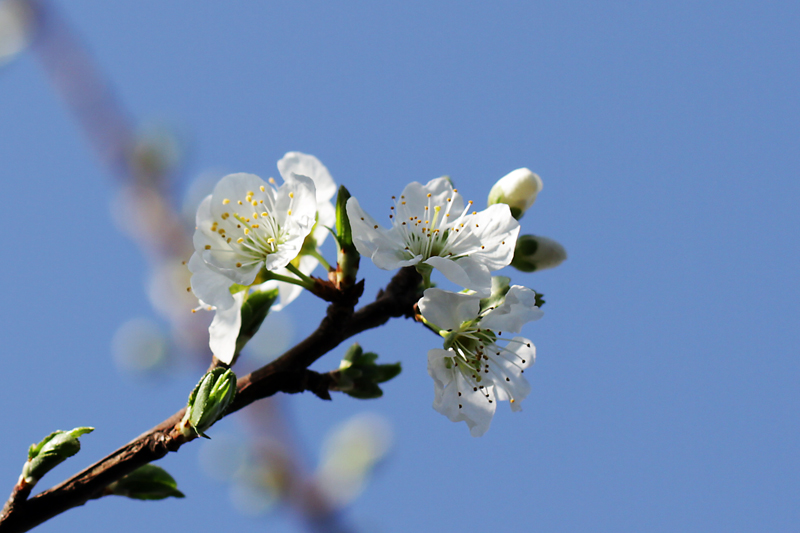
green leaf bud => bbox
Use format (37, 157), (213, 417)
(180, 368), (237, 439)
(22, 427), (94, 486)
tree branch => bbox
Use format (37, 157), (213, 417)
(0, 267), (421, 533)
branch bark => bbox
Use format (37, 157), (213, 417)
(0, 267), (421, 533)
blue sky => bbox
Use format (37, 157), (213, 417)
(1, 1), (798, 532)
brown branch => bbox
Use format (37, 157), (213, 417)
(0, 267), (421, 533)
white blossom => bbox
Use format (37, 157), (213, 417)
(419, 285), (543, 436)
(188, 171), (317, 363)
(346, 178), (519, 295)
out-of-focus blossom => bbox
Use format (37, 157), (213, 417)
(0, 0), (34, 66)
(314, 413), (393, 508)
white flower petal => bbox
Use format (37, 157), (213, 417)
(208, 291), (246, 364)
(418, 289), (482, 332)
(278, 152), (337, 202)
(462, 204), (520, 270)
(427, 348), (456, 390)
(346, 196), (415, 267)
(427, 349), (496, 437)
(188, 253), (235, 310)
(479, 285), (544, 333)
(489, 337), (535, 412)
(273, 174), (318, 227)
(313, 200), (336, 245)
(424, 255), (492, 296)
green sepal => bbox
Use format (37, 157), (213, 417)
(228, 283), (248, 295)
(338, 344), (401, 399)
(107, 464), (185, 500)
(535, 292), (545, 308)
(23, 427), (94, 485)
(234, 287), (279, 356)
(334, 185), (360, 287)
(335, 185), (353, 247)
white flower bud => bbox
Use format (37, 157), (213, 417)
(487, 168), (543, 219)
(511, 235), (567, 272)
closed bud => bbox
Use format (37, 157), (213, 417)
(511, 235), (567, 272)
(180, 368), (237, 439)
(487, 168), (543, 219)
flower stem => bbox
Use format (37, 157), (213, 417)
(285, 263), (316, 288)
(263, 270), (313, 289)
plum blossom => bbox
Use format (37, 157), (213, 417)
(418, 285), (543, 436)
(346, 177), (519, 296)
(188, 171), (317, 363)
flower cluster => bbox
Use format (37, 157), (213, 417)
(346, 169), (565, 435)
(189, 160), (565, 436)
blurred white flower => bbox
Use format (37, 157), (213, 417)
(314, 413), (393, 508)
(0, 0), (34, 66)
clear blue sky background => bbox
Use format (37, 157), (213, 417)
(1, 1), (798, 532)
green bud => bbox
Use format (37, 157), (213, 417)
(487, 168), (543, 220)
(107, 464), (185, 500)
(22, 427), (94, 486)
(510, 235), (567, 272)
(334, 185), (360, 288)
(337, 344), (401, 399)
(180, 368), (237, 439)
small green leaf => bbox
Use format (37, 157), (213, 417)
(108, 464), (185, 500)
(345, 382), (384, 399)
(372, 363), (402, 384)
(338, 344), (401, 400)
(23, 427), (94, 485)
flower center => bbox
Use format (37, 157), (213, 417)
(389, 192), (477, 260)
(204, 185), (296, 269)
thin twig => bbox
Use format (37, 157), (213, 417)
(0, 267), (421, 533)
